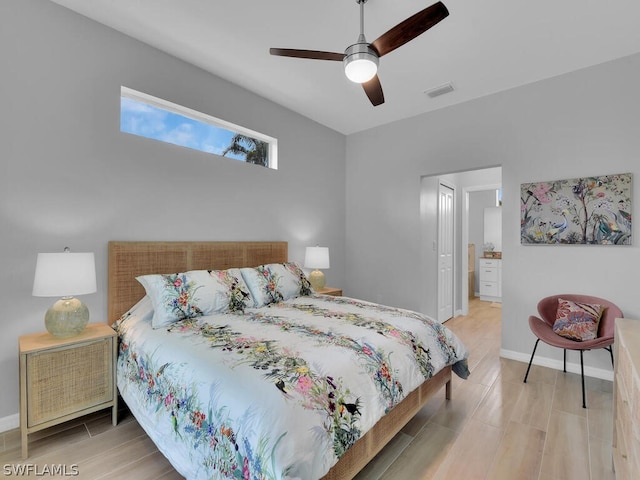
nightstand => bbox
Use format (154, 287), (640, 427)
(19, 323), (118, 459)
(316, 286), (342, 296)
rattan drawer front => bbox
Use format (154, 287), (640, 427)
(614, 319), (640, 480)
(26, 338), (113, 427)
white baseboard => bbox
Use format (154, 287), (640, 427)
(500, 349), (613, 382)
(0, 413), (19, 433)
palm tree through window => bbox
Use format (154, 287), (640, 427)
(120, 87), (277, 169)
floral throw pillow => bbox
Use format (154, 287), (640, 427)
(137, 270), (230, 328)
(240, 265), (283, 308)
(268, 262), (313, 300)
(552, 298), (604, 341)
(241, 263), (312, 308)
(209, 268), (254, 313)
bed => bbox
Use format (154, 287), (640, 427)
(108, 241), (469, 480)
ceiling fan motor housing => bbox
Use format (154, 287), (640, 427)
(344, 39), (379, 83)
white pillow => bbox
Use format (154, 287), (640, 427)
(116, 295), (153, 326)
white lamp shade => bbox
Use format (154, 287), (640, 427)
(33, 252), (97, 297)
(304, 246), (330, 270)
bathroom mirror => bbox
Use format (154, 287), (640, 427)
(483, 206), (502, 252)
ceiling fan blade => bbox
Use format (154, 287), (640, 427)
(269, 48), (344, 61)
(362, 75), (385, 106)
(370, 1), (449, 57)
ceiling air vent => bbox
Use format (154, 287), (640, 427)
(424, 82), (455, 99)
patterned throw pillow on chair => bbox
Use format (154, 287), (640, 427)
(553, 298), (604, 341)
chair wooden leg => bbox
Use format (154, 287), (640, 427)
(607, 346), (614, 368)
(523, 339), (540, 383)
(563, 349), (567, 372)
(580, 350), (586, 409)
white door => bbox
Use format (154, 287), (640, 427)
(437, 183), (454, 323)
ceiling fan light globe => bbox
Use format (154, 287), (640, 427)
(344, 43), (379, 83)
(345, 58), (378, 83)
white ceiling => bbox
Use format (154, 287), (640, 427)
(51, 0), (640, 135)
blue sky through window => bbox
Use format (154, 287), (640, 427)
(120, 97), (246, 161)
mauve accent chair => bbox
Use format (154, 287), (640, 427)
(523, 294), (623, 408)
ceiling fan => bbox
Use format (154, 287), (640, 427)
(270, 1), (449, 107)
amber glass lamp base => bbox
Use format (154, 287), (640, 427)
(308, 270), (326, 292)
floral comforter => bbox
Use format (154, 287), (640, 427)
(114, 294), (469, 480)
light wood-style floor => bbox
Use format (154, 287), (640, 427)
(0, 299), (615, 479)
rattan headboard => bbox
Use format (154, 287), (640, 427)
(107, 241), (288, 324)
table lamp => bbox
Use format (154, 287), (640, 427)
(32, 247), (97, 338)
(304, 246), (330, 292)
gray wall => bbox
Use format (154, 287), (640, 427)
(347, 52), (640, 377)
(3, 0), (640, 428)
(0, 0), (346, 422)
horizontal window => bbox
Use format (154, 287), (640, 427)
(120, 87), (277, 169)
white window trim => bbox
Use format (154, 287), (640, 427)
(121, 86), (278, 169)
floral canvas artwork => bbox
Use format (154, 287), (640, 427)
(521, 173), (632, 245)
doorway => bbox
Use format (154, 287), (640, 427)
(464, 185), (502, 313)
(420, 167), (502, 320)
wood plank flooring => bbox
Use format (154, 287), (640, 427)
(0, 299), (614, 479)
